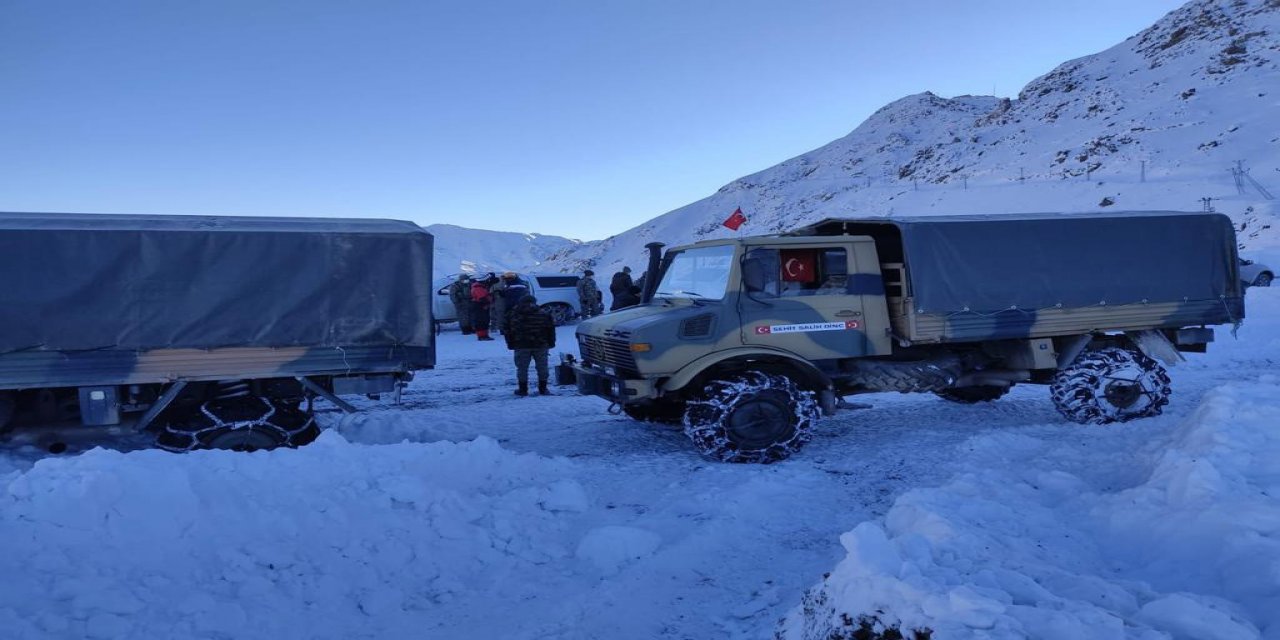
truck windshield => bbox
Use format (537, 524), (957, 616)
(654, 245), (736, 301)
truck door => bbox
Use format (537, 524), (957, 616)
(738, 243), (874, 360)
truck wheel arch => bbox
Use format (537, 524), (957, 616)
(661, 348), (832, 397)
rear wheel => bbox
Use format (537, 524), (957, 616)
(1050, 347), (1171, 424)
(683, 372), (819, 463)
(1255, 272), (1273, 287)
(935, 385), (1012, 404)
(541, 302), (576, 326)
(156, 395), (320, 452)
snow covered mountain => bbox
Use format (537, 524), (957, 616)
(424, 223), (580, 276)
(547, 0), (1280, 275)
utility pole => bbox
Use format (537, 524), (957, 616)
(1201, 197), (1215, 212)
(1140, 160), (1146, 183)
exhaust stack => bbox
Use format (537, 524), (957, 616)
(641, 242), (665, 303)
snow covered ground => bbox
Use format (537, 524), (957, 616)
(2, 289), (1277, 639)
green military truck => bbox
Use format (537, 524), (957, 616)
(0, 212), (435, 452)
(570, 212), (1243, 463)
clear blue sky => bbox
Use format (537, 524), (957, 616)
(1, 0), (1184, 240)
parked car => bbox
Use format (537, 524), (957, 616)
(432, 272), (583, 328)
(1240, 257), (1273, 287)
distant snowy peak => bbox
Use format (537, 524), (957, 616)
(542, 0), (1279, 275)
(423, 224), (581, 275)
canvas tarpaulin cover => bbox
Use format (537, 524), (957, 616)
(796, 211), (1242, 314)
(0, 212), (434, 353)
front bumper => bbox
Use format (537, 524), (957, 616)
(570, 363), (657, 403)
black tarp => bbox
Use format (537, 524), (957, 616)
(796, 212), (1242, 313)
(0, 212), (434, 353)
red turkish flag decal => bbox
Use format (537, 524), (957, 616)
(754, 326), (771, 334)
(780, 249), (817, 283)
(722, 207), (747, 231)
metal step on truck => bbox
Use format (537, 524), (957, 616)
(569, 211), (1244, 463)
(0, 212), (435, 452)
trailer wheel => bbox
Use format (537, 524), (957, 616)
(935, 385), (1012, 404)
(683, 372), (819, 463)
(541, 302), (576, 326)
(1050, 347), (1171, 424)
(156, 395), (320, 452)
(622, 399), (687, 425)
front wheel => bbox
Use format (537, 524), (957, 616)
(1050, 347), (1171, 424)
(683, 372), (819, 463)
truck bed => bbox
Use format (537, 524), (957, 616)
(796, 212), (1244, 343)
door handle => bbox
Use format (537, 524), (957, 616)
(835, 310), (862, 317)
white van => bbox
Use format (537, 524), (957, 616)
(432, 272), (583, 330)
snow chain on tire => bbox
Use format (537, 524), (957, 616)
(683, 372), (820, 464)
(156, 395), (320, 452)
(1050, 347), (1172, 424)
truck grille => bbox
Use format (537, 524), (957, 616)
(578, 335), (638, 374)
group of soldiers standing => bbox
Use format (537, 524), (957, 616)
(445, 265), (645, 396)
(449, 271), (555, 395)
(574, 266), (643, 319)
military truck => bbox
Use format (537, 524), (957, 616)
(570, 212), (1243, 463)
(0, 212), (435, 452)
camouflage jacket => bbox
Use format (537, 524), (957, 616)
(575, 276), (599, 303)
(449, 280), (472, 306)
(504, 301), (556, 350)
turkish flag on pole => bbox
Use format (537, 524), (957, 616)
(722, 207), (747, 231)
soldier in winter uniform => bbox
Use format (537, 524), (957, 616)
(504, 294), (556, 396)
(449, 274), (474, 334)
(609, 266), (633, 311)
(576, 270), (601, 318)
(491, 271), (529, 333)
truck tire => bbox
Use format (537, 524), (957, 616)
(935, 385), (1012, 404)
(622, 399), (687, 425)
(683, 372), (819, 464)
(1050, 347), (1171, 424)
(541, 302), (576, 326)
(156, 395), (320, 452)
(1255, 272), (1273, 287)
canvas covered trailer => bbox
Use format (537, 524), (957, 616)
(792, 211), (1245, 344)
(0, 212), (434, 441)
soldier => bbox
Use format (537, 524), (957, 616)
(504, 294), (556, 396)
(449, 274), (474, 334)
(470, 274), (496, 341)
(576, 270), (600, 318)
(609, 266), (633, 311)
(492, 271), (529, 333)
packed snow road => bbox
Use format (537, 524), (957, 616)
(1, 290), (1277, 639)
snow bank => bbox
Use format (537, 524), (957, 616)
(779, 379), (1280, 639)
(0, 433), (593, 639)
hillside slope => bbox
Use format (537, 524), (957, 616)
(546, 0), (1280, 276)
(425, 224), (580, 275)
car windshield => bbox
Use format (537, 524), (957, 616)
(655, 245), (736, 301)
